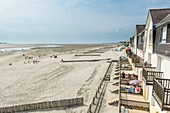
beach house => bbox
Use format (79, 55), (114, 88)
(129, 8), (170, 113)
(152, 13), (170, 112)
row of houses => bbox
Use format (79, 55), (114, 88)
(129, 8), (170, 113)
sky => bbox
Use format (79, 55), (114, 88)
(0, 0), (170, 44)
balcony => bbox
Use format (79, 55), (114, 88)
(134, 57), (151, 68)
(121, 99), (149, 111)
(142, 67), (163, 85)
(153, 78), (170, 111)
(131, 54), (138, 63)
(120, 57), (129, 64)
(119, 57), (132, 70)
(129, 51), (134, 58)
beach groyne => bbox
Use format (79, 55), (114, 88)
(83, 51), (105, 54)
(75, 54), (101, 56)
(61, 58), (111, 62)
(0, 98), (83, 113)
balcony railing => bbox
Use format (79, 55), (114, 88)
(143, 67), (163, 85)
(120, 57), (129, 64)
(119, 57), (132, 71)
(129, 51), (134, 58)
(121, 99), (149, 111)
(134, 58), (146, 68)
(131, 54), (138, 63)
(153, 78), (170, 111)
(131, 55), (151, 68)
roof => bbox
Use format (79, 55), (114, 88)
(149, 8), (170, 24)
(156, 13), (170, 27)
(136, 25), (145, 35)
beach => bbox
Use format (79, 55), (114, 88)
(0, 44), (119, 113)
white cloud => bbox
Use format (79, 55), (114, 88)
(0, 0), (169, 43)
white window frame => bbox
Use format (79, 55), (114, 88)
(139, 33), (144, 44)
(160, 25), (167, 43)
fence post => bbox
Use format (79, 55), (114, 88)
(95, 92), (98, 98)
(89, 104), (92, 113)
(93, 97), (96, 105)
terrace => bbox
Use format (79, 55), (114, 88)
(120, 73), (149, 112)
(142, 67), (164, 85)
(153, 78), (170, 111)
(131, 55), (151, 68)
(131, 54), (137, 63)
(120, 57), (132, 71)
(129, 51), (135, 58)
(118, 56), (150, 112)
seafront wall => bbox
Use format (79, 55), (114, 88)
(0, 98), (83, 113)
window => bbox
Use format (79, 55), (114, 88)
(159, 26), (167, 43)
(139, 33), (144, 44)
(149, 29), (152, 45)
(141, 34), (144, 44)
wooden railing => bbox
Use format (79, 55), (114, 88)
(134, 56), (144, 68)
(131, 54), (142, 64)
(120, 58), (132, 71)
(143, 67), (163, 85)
(131, 55), (138, 63)
(132, 55), (152, 68)
(121, 99), (149, 111)
(120, 57), (129, 64)
(129, 51), (135, 58)
(153, 78), (170, 111)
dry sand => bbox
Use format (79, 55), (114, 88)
(0, 44), (117, 113)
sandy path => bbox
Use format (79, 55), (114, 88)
(99, 51), (126, 113)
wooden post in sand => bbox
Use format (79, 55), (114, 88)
(88, 104), (92, 113)
(93, 97), (96, 105)
(100, 82), (103, 87)
(97, 86), (100, 93)
(95, 92), (98, 98)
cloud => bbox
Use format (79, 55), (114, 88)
(0, 0), (169, 43)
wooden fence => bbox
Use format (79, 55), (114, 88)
(0, 98), (83, 113)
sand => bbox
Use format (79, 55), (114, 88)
(0, 44), (117, 113)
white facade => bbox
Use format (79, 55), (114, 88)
(158, 54), (170, 79)
(130, 9), (170, 113)
(142, 12), (164, 113)
(144, 13), (155, 64)
(133, 30), (138, 54)
(143, 12), (170, 113)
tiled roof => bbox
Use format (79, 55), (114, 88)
(157, 13), (170, 27)
(136, 25), (145, 35)
(149, 8), (170, 24)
